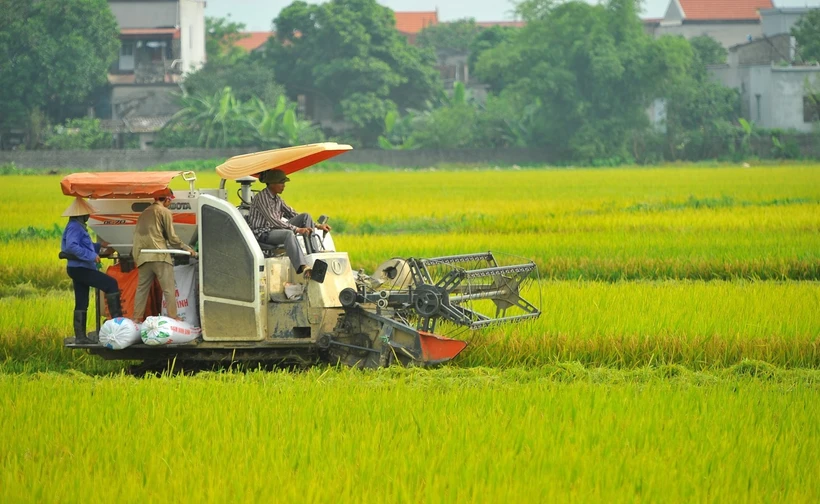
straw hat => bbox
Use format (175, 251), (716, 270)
(62, 197), (96, 217)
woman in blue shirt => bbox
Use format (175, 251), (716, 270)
(61, 197), (122, 343)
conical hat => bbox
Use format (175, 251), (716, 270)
(62, 197), (97, 217)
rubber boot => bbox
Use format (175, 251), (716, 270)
(106, 291), (123, 319)
(73, 310), (91, 344)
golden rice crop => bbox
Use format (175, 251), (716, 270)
(1, 369), (818, 502)
(3, 165), (819, 232)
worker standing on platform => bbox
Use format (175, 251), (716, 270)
(132, 193), (197, 322)
(60, 197), (122, 343)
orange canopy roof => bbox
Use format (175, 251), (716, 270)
(216, 143), (352, 180)
(61, 172), (181, 199)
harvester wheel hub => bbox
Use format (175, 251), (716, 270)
(414, 285), (441, 317)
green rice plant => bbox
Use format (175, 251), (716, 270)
(0, 369), (818, 502)
(455, 280), (820, 369)
(0, 240), (70, 291)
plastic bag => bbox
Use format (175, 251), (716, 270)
(140, 316), (201, 346)
(99, 317), (141, 350)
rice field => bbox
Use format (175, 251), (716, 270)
(2, 369), (819, 502)
(1, 162), (819, 502)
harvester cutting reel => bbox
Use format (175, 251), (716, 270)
(342, 252), (541, 335)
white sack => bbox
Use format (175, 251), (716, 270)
(141, 316), (201, 346)
(99, 317), (141, 350)
(160, 262), (199, 327)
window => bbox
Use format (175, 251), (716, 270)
(120, 43), (134, 56)
(805, 95), (820, 123)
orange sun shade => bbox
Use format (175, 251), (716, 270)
(215, 143), (353, 180)
(61, 172), (181, 199)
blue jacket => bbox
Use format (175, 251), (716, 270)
(61, 219), (100, 270)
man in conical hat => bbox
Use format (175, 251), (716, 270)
(60, 197), (122, 343)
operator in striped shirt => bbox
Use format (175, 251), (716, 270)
(248, 169), (331, 279)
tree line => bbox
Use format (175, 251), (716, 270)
(1, 0), (819, 163)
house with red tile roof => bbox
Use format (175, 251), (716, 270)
(234, 12), (440, 52)
(235, 32), (274, 53)
(394, 11), (439, 44)
(708, 6), (820, 133)
(648, 0), (774, 47)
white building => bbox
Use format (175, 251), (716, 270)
(709, 7), (820, 132)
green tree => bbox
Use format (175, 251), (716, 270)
(467, 25), (518, 80)
(266, 0), (441, 146)
(43, 118), (112, 150)
(409, 82), (477, 148)
(654, 35), (739, 161)
(205, 16), (251, 67)
(183, 58), (285, 104)
(160, 87), (254, 148)
(792, 8), (820, 63)
(689, 35), (728, 67)
(417, 19), (481, 54)
(157, 87), (322, 148)
(0, 0), (119, 144)
(475, 0), (668, 162)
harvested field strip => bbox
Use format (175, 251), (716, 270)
(1, 369), (818, 502)
(2, 281), (817, 372)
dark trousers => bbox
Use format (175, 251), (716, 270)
(67, 266), (118, 312)
(259, 213), (319, 272)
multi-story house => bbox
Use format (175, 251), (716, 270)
(647, 0), (774, 48)
(103, 0), (206, 148)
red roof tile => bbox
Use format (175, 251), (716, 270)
(235, 31), (273, 52)
(395, 11), (439, 34)
(678, 0), (774, 21)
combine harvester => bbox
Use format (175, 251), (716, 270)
(62, 143), (540, 369)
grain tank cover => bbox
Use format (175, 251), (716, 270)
(59, 171), (196, 255)
(61, 171), (181, 199)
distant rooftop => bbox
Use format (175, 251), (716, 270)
(676, 0), (774, 21)
(235, 32), (273, 52)
(394, 11), (439, 34)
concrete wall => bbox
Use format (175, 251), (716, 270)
(728, 34), (792, 66)
(0, 148), (559, 170)
(655, 22), (762, 49)
(111, 85), (181, 120)
(109, 0), (178, 29)
(2, 142), (818, 170)
(711, 63), (820, 132)
(0, 148), (252, 171)
(761, 8), (810, 37)
(769, 67), (820, 131)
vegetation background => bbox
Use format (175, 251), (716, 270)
(2, 0), (819, 163)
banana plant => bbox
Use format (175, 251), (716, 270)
(377, 109), (417, 150)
